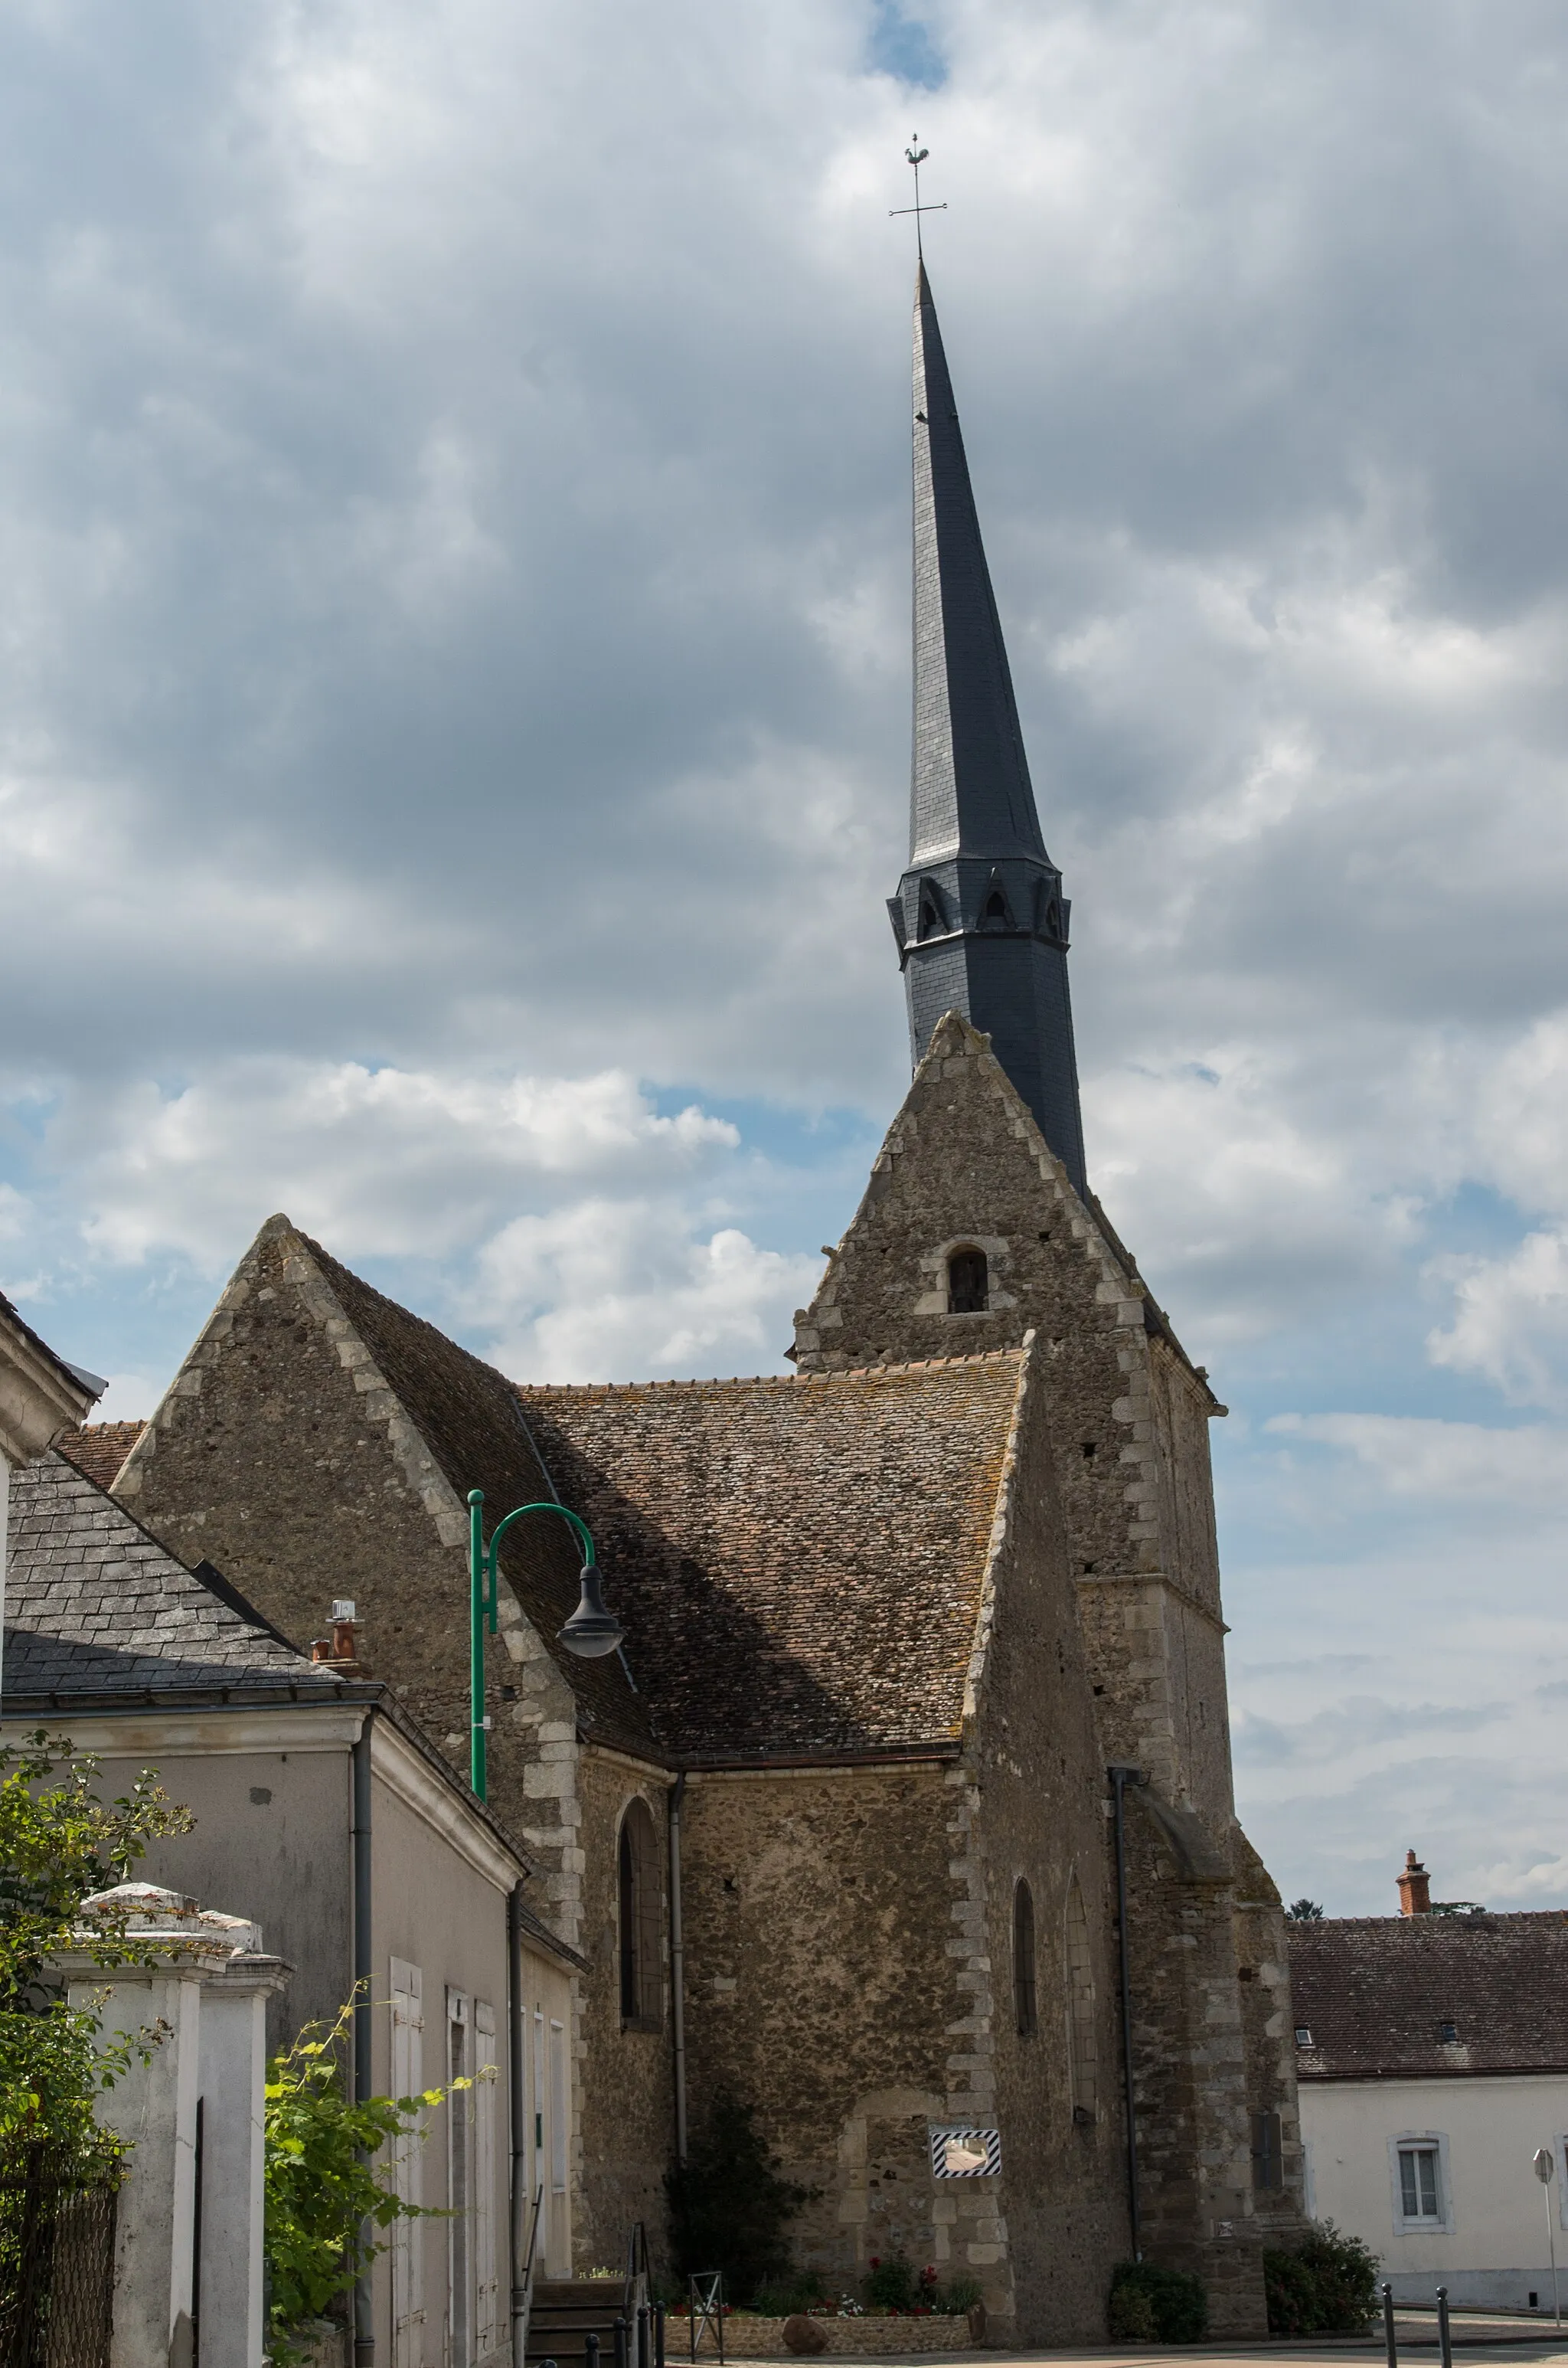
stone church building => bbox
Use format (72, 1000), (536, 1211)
(90, 262), (1303, 2339)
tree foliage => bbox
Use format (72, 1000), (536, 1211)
(665, 2094), (816, 2303)
(1264, 2222), (1379, 2334)
(263, 2000), (473, 2360)
(0, 1732), (194, 2154)
(1286, 1899), (1325, 1921)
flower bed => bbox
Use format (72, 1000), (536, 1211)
(691, 2313), (976, 2357)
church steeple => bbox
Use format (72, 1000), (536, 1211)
(887, 261), (1088, 1199)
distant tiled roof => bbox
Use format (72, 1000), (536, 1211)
(57, 1421), (147, 1491)
(1289, 1913), (1568, 2078)
(4, 1452), (330, 1699)
(518, 1352), (1025, 1758)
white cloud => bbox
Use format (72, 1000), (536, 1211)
(1428, 1230), (1568, 1409)
(473, 1202), (819, 1382)
(57, 1060), (737, 1265)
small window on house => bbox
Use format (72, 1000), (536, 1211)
(618, 1797), (662, 2029)
(948, 1248), (988, 1313)
(1439, 2020), (1459, 2044)
(1251, 2109), (1283, 2191)
(1066, 1872), (1097, 2121)
(1012, 1880), (1037, 2036)
(1295, 2025), (1313, 2046)
(1398, 2144), (1442, 2222)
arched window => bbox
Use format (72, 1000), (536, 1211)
(983, 888), (1008, 923)
(1066, 1872), (1097, 2121)
(1013, 1879), (1037, 2036)
(948, 1248), (988, 1314)
(917, 882), (945, 940)
(618, 1797), (662, 2029)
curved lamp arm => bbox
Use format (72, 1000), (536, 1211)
(465, 1489), (623, 1801)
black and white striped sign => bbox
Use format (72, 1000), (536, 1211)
(929, 2125), (1001, 2179)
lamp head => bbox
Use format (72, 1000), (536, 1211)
(557, 1564), (624, 1660)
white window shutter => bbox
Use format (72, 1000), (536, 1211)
(475, 2002), (499, 2354)
(390, 1961), (425, 2368)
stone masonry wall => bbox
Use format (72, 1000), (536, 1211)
(790, 1016), (1297, 2330)
(676, 1765), (985, 2311)
(111, 1221), (610, 2252)
(969, 1337), (1129, 2340)
(576, 1747), (675, 2270)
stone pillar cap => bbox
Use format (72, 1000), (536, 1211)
(79, 1883), (263, 1954)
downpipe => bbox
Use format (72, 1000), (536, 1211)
(1109, 1764), (1147, 2262)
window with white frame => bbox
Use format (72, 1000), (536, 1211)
(1391, 2136), (1447, 2232)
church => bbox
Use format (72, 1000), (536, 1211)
(90, 261), (1304, 2340)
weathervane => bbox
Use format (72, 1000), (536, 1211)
(889, 136), (947, 257)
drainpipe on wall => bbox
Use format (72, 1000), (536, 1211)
(352, 1717), (375, 2368)
(668, 1774), (688, 2164)
(1109, 1764), (1147, 2262)
(508, 1881), (528, 2368)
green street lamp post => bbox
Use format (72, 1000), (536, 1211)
(466, 1490), (625, 1801)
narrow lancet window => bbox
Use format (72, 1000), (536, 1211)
(1067, 1872), (1097, 2121)
(948, 1247), (988, 1313)
(618, 1797), (662, 2028)
(1013, 1879), (1037, 2036)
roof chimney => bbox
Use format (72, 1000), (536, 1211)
(1398, 1850), (1432, 1916)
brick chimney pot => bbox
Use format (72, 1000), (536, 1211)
(1398, 1850), (1432, 1916)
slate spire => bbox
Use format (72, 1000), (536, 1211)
(887, 261), (1088, 1198)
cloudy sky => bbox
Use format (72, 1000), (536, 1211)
(5, 0), (1568, 1912)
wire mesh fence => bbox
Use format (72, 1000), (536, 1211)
(0, 2140), (119, 2368)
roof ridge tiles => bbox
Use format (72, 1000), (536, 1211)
(512, 1345), (1027, 1398)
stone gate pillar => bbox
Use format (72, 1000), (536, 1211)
(54, 1884), (291, 2368)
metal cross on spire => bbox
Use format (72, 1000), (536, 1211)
(889, 136), (947, 257)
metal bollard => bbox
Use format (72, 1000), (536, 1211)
(615, 2316), (630, 2368)
(1382, 2282), (1397, 2368)
(655, 2303), (667, 2368)
(586, 2339), (600, 2368)
(637, 2306), (650, 2368)
(1436, 2287), (1452, 2368)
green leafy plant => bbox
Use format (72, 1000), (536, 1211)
(751, 2270), (830, 2317)
(263, 2000), (475, 2360)
(665, 2094), (817, 2303)
(1108, 2262), (1208, 2343)
(1264, 2222), (1379, 2334)
(865, 2253), (918, 2311)
(0, 1732), (194, 2157)
(936, 2275), (983, 2315)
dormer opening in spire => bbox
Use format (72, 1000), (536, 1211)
(890, 260), (1088, 1200)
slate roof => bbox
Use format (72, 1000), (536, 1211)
(517, 1350), (1026, 1759)
(0, 1289), (103, 1407)
(58, 1421), (147, 1491)
(1288, 1913), (1568, 2079)
(3, 1451), (331, 1699)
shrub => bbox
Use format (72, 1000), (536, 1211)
(0, 1731), (193, 2160)
(937, 2275), (984, 2316)
(752, 2272), (830, 2318)
(1265, 2222), (1378, 2335)
(1108, 2262), (1208, 2343)
(666, 2095), (817, 2304)
(865, 2253), (919, 2311)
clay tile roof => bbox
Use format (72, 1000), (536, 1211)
(1288, 1912), (1568, 2079)
(3, 1451), (331, 1700)
(517, 1350), (1025, 1759)
(57, 1420), (147, 1491)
